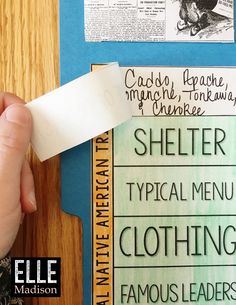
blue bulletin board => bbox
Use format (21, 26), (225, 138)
(60, 0), (236, 303)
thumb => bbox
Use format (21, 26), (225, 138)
(0, 104), (32, 185)
(0, 104), (32, 258)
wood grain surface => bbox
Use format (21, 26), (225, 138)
(0, 1), (83, 304)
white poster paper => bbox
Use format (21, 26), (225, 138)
(26, 63), (132, 161)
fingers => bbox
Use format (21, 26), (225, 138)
(0, 103), (33, 258)
(20, 159), (37, 214)
(0, 93), (36, 214)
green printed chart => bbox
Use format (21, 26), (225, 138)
(113, 116), (236, 304)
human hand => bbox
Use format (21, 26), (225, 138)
(0, 93), (37, 259)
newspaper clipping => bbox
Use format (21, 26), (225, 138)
(84, 0), (234, 42)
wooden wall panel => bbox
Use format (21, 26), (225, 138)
(0, 1), (83, 304)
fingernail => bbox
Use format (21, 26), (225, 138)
(28, 191), (37, 212)
(5, 105), (31, 126)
